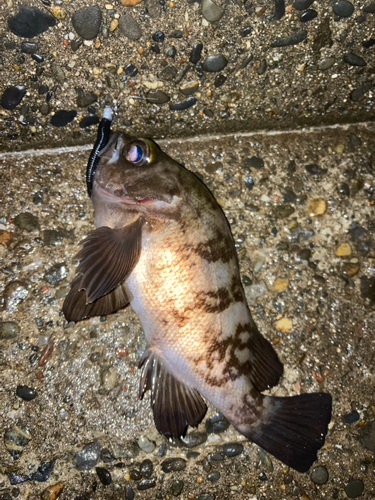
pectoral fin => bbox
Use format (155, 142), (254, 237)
(74, 217), (143, 303)
(63, 275), (132, 322)
(139, 348), (207, 437)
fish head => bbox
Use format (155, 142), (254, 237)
(91, 131), (189, 226)
(93, 131), (183, 202)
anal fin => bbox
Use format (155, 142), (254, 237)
(139, 349), (207, 437)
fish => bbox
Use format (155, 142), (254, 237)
(63, 109), (332, 473)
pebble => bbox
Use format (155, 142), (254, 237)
(100, 365), (117, 392)
(345, 479), (364, 498)
(161, 458), (187, 473)
(119, 14), (142, 40)
(364, 1), (375, 12)
(170, 29), (183, 38)
(245, 155), (264, 169)
(43, 263), (68, 285)
(307, 198), (327, 217)
(4, 426), (32, 459)
(140, 459), (153, 478)
(190, 43), (203, 64)
(179, 431), (207, 448)
(198, 494), (215, 500)
(39, 84), (49, 95)
(333, 0), (354, 17)
(16, 385), (37, 401)
(51, 63), (65, 84)
(20, 41), (38, 54)
(40, 481), (65, 500)
(272, 277), (289, 292)
(362, 38), (375, 48)
(51, 110), (77, 127)
(40, 103), (51, 116)
(75, 441), (101, 470)
(32, 54), (44, 63)
(205, 412), (230, 434)
(1, 86), (26, 110)
(112, 441), (140, 459)
(169, 96), (197, 111)
(7, 5), (56, 37)
(310, 465), (329, 484)
(293, 0), (314, 8)
(80, 115), (99, 128)
(255, 5), (266, 15)
(124, 64), (138, 77)
(121, 0), (143, 4)
(342, 411), (360, 423)
(318, 57), (335, 70)
(358, 420), (375, 453)
(43, 228), (74, 246)
(70, 38), (83, 52)
(146, 89), (170, 104)
(76, 89), (97, 107)
(164, 45), (176, 58)
(240, 53), (253, 68)
(214, 74), (226, 88)
(96, 467), (112, 485)
(100, 448), (116, 463)
(350, 83), (372, 102)
(271, 30), (307, 47)
(274, 0), (285, 19)
(300, 9), (318, 22)
(179, 81), (199, 95)
(72, 5), (102, 40)
(158, 66), (177, 81)
(14, 212), (39, 232)
(222, 442), (243, 457)
(3, 281), (28, 312)
(256, 59), (267, 75)
(274, 317), (293, 332)
(152, 31), (165, 42)
(207, 471), (220, 482)
(202, 0), (224, 23)
(138, 436), (156, 453)
(0, 321), (20, 340)
(137, 479), (156, 490)
(202, 54), (228, 72)
(341, 262), (360, 277)
(258, 448), (274, 472)
(274, 204), (295, 219)
(343, 53), (366, 66)
(170, 479), (184, 496)
(335, 243), (351, 256)
(125, 484), (135, 500)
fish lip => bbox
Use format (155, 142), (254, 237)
(93, 181), (156, 205)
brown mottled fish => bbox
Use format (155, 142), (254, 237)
(63, 109), (332, 472)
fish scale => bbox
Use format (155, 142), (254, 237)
(63, 113), (332, 473)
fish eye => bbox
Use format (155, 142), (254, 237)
(125, 139), (155, 166)
(128, 144), (144, 162)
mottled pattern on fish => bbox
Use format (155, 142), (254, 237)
(63, 128), (332, 473)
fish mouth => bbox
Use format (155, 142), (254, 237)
(93, 181), (157, 206)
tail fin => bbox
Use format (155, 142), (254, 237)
(245, 393), (332, 472)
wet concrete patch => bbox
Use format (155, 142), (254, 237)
(0, 122), (374, 498)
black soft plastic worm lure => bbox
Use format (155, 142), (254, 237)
(86, 107), (113, 197)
